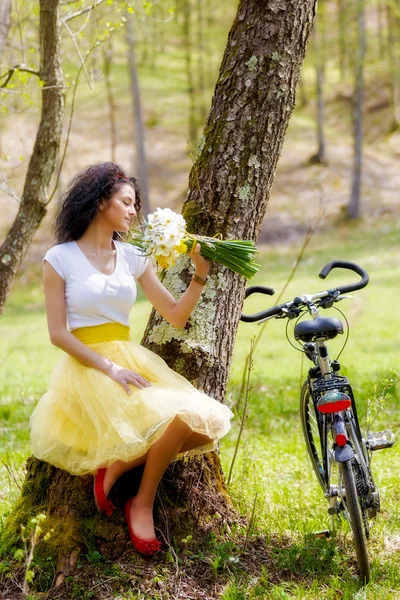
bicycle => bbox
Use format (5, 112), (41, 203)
(240, 260), (395, 583)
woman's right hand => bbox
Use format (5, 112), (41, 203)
(105, 362), (151, 395)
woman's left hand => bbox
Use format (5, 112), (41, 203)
(189, 242), (212, 274)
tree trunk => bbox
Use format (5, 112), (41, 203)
(337, 0), (347, 80)
(102, 39), (118, 163)
(126, 12), (151, 217)
(377, 0), (386, 59)
(183, 0), (198, 149)
(0, 0), (11, 59)
(348, 0), (365, 220)
(387, 1), (400, 130)
(142, 0), (317, 416)
(309, 2), (327, 164)
(197, 0), (208, 124)
(315, 57), (326, 163)
(204, 0), (216, 92)
(298, 74), (308, 108)
(1, 0), (317, 592)
(0, 0), (65, 314)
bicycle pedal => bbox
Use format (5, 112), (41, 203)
(313, 530), (331, 539)
(328, 506), (339, 515)
(367, 430), (395, 451)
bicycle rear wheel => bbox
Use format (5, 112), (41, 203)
(300, 381), (326, 491)
(339, 460), (370, 583)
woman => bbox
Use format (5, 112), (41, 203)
(30, 162), (233, 556)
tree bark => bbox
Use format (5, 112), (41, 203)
(348, 0), (365, 220)
(126, 11), (151, 217)
(0, 0), (11, 59)
(1, 0), (317, 591)
(0, 0), (65, 314)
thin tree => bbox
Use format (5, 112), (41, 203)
(126, 11), (151, 217)
(387, 0), (400, 130)
(310, 0), (327, 164)
(337, 0), (347, 80)
(196, 0), (208, 124)
(0, 0), (65, 313)
(298, 74), (309, 108)
(0, 1), (112, 313)
(182, 0), (198, 148)
(102, 39), (118, 163)
(204, 0), (216, 92)
(0, 0), (11, 59)
(1, 0), (318, 593)
(348, 0), (366, 220)
(377, 0), (386, 59)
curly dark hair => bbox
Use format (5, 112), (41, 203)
(54, 162), (142, 243)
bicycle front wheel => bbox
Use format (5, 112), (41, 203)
(339, 460), (370, 583)
(300, 381), (326, 491)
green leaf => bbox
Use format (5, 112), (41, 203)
(0, 562), (11, 574)
(13, 549), (24, 562)
(25, 569), (35, 583)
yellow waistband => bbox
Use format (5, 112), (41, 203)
(71, 323), (130, 344)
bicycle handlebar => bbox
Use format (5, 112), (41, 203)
(318, 260), (369, 294)
(240, 261), (369, 323)
(241, 286), (276, 323)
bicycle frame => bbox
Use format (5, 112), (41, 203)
(303, 332), (382, 528)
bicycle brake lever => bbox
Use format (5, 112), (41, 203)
(336, 295), (353, 302)
(257, 314), (279, 325)
(318, 290), (340, 309)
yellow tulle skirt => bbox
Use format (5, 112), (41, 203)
(30, 323), (234, 476)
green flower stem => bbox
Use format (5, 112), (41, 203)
(184, 235), (260, 279)
(129, 231), (260, 279)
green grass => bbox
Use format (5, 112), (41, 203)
(1, 219), (399, 598)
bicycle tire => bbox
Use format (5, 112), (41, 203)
(300, 381), (326, 491)
(339, 460), (370, 583)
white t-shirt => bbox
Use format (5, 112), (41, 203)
(42, 240), (149, 331)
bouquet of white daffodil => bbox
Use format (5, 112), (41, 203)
(129, 207), (260, 279)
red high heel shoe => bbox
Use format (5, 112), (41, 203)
(124, 497), (162, 556)
(93, 468), (116, 517)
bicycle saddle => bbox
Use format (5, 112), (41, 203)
(294, 317), (344, 342)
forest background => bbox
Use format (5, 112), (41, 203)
(0, 0), (399, 598)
